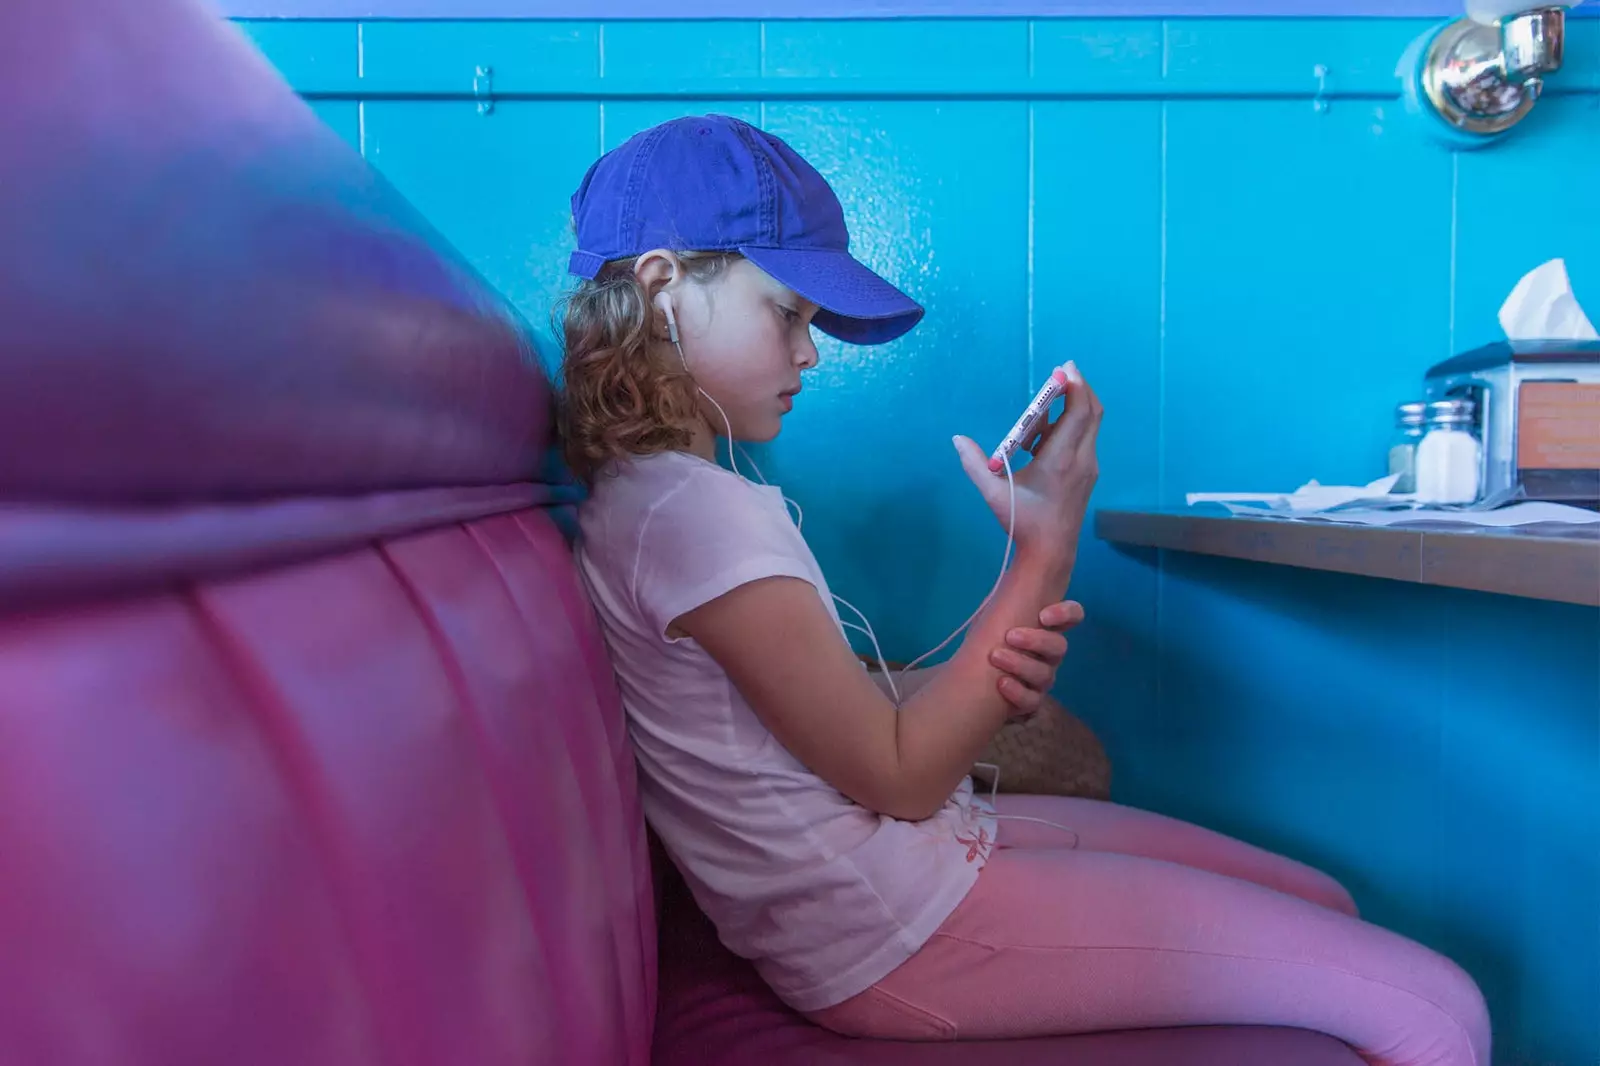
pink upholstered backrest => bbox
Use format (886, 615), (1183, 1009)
(0, 1), (654, 1063)
(0, 514), (655, 1066)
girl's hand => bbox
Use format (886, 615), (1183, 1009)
(988, 600), (1085, 716)
(953, 362), (1103, 559)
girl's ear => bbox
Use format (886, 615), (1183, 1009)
(634, 250), (681, 341)
(633, 250), (680, 298)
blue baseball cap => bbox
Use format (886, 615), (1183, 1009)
(567, 115), (924, 346)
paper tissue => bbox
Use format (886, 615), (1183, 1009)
(1187, 258), (1600, 528)
(1497, 258), (1598, 342)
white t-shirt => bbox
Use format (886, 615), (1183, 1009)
(575, 450), (996, 1013)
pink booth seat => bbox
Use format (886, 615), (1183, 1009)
(0, 0), (1366, 1061)
(652, 850), (1366, 1066)
(0, 511), (657, 1066)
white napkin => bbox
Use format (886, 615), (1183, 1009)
(1294, 503), (1600, 528)
(1498, 258), (1598, 341)
(1187, 475), (1404, 515)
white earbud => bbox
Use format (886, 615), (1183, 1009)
(657, 288), (746, 481)
(654, 291), (680, 344)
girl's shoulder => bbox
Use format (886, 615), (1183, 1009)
(586, 450), (732, 511)
(578, 450), (777, 551)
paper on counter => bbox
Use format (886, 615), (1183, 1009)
(1187, 476), (1403, 514)
(1221, 502), (1600, 527)
(1188, 473), (1599, 527)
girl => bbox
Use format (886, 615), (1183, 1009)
(560, 114), (1490, 1065)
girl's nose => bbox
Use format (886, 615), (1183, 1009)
(796, 333), (819, 370)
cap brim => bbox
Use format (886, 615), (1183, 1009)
(740, 246), (924, 346)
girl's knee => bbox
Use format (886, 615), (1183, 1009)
(1360, 927), (1491, 1063)
(1432, 953), (1493, 1059)
(1331, 880), (1359, 918)
(1300, 865), (1359, 918)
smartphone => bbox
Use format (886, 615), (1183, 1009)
(988, 365), (1069, 473)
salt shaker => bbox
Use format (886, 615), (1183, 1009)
(1388, 401), (1427, 494)
(1414, 399), (1481, 505)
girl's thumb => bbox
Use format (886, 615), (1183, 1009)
(953, 435), (1006, 509)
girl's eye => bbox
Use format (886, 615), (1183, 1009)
(777, 305), (800, 323)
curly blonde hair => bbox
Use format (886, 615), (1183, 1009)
(556, 252), (739, 482)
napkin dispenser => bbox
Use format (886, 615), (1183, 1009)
(1423, 339), (1600, 503)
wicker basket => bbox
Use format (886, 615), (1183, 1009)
(974, 702), (1110, 800)
(862, 657), (1110, 800)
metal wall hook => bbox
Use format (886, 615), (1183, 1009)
(1421, 5), (1566, 135)
(474, 65), (495, 116)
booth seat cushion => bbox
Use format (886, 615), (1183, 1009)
(651, 848), (1366, 1066)
(0, 509), (655, 1066)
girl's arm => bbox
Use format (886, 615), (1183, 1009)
(679, 544), (1073, 821)
(863, 601), (1082, 712)
(676, 363), (1102, 822)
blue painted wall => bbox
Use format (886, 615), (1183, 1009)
(242, 17), (1600, 1063)
(221, 1), (1600, 17)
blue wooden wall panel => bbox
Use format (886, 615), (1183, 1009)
(360, 99), (599, 363)
(601, 22), (763, 81)
(236, 17), (1600, 96)
(1454, 95), (1600, 351)
(217, 0), (1600, 18)
(756, 100), (1032, 660)
(358, 21), (599, 93)
(237, 20), (358, 91)
(237, 17), (1600, 1063)
(761, 20), (1027, 80)
(1421, 586), (1597, 1062)
(1161, 96), (1456, 502)
(601, 101), (762, 150)
(308, 100), (361, 148)
(1032, 99), (1166, 799)
(1162, 19), (1431, 92)
(1030, 21), (1165, 86)
(1150, 557), (1445, 919)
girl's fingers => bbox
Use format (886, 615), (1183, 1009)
(990, 646), (1056, 689)
(998, 675), (1044, 715)
(1038, 600), (1086, 632)
(1004, 627), (1069, 663)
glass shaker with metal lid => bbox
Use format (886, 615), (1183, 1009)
(1415, 398), (1481, 505)
(1388, 401), (1427, 493)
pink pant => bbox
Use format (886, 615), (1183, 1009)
(808, 795), (1490, 1066)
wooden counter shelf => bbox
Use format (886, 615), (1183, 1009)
(1094, 509), (1600, 607)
